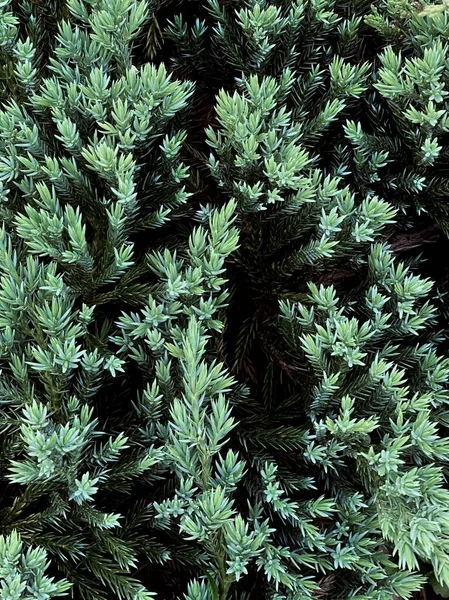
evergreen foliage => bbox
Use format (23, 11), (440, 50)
(1, 0), (449, 599)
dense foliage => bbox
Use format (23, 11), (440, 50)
(1, 0), (449, 599)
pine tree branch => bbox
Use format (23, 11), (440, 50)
(319, 225), (441, 286)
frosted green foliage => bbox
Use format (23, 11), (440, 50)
(375, 39), (448, 158)
(113, 202), (259, 596)
(166, 3), (449, 596)
(278, 244), (449, 592)
(166, 0), (343, 77)
(1, 0), (449, 598)
(206, 0), (308, 72)
(112, 201), (336, 598)
(0, 1), (17, 52)
(206, 73), (395, 289)
(358, 2), (449, 230)
(168, 0), (449, 233)
(0, 0), (193, 303)
(0, 227), (162, 600)
(0, 531), (71, 600)
(0, 0), (195, 599)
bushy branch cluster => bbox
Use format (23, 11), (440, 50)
(0, 0), (449, 599)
